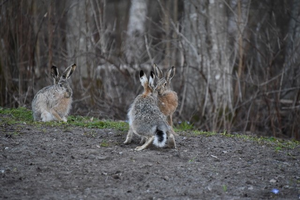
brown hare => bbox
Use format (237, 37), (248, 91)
(124, 70), (176, 151)
(32, 64), (76, 122)
(153, 64), (178, 128)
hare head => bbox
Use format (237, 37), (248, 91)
(153, 64), (175, 94)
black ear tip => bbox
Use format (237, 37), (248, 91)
(71, 64), (77, 70)
(140, 70), (144, 77)
(52, 66), (57, 69)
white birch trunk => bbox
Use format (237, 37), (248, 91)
(208, 0), (233, 129)
(66, 0), (95, 78)
(125, 0), (148, 65)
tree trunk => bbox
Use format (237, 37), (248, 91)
(281, 0), (300, 99)
(182, 0), (233, 131)
(125, 0), (148, 65)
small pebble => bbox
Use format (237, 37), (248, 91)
(270, 179), (277, 183)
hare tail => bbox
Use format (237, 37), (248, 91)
(153, 129), (167, 148)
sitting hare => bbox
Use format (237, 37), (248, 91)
(124, 70), (176, 151)
(153, 64), (178, 127)
(32, 64), (76, 122)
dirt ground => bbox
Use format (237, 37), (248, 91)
(1, 119), (300, 200)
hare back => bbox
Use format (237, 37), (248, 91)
(128, 95), (168, 136)
(158, 91), (178, 116)
(128, 94), (158, 125)
(132, 118), (169, 138)
(129, 95), (163, 121)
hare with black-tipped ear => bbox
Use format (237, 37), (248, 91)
(153, 64), (178, 127)
(32, 64), (76, 122)
(124, 70), (176, 151)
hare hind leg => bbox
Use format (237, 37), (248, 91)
(168, 133), (177, 149)
(167, 115), (173, 127)
(135, 136), (154, 151)
(139, 136), (147, 144)
(124, 128), (134, 144)
(168, 117), (179, 136)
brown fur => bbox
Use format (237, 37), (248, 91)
(153, 65), (178, 127)
(142, 82), (152, 98)
(158, 91), (178, 126)
(54, 96), (72, 117)
(158, 92), (178, 116)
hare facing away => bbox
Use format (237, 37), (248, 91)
(153, 64), (178, 127)
(124, 70), (176, 151)
(32, 64), (76, 122)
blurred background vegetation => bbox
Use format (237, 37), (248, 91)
(1, 0), (300, 139)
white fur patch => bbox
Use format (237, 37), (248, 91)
(140, 75), (148, 86)
(127, 105), (134, 126)
(41, 111), (54, 122)
(149, 75), (154, 88)
(153, 131), (167, 147)
(62, 117), (67, 122)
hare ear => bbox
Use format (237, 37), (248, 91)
(149, 71), (155, 88)
(51, 66), (60, 84)
(166, 66), (175, 82)
(153, 63), (163, 79)
(139, 70), (148, 86)
(62, 64), (76, 79)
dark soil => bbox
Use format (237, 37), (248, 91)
(1, 119), (300, 199)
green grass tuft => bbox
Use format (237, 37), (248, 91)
(0, 107), (129, 132)
(0, 107), (33, 123)
(176, 121), (194, 131)
(67, 115), (128, 131)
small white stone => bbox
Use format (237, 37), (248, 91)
(270, 179), (277, 183)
